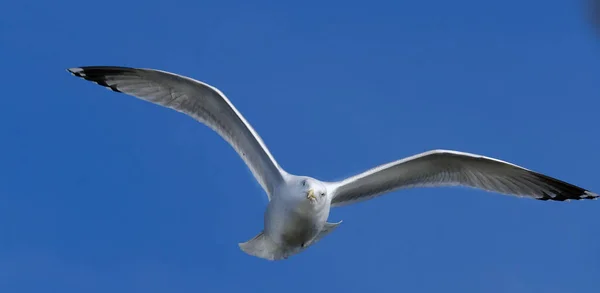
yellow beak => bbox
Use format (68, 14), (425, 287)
(307, 189), (316, 201)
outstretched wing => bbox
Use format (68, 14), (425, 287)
(68, 66), (286, 198)
(328, 149), (597, 207)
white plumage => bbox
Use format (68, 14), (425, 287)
(68, 66), (598, 261)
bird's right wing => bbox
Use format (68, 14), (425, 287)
(67, 66), (286, 198)
(327, 149), (597, 207)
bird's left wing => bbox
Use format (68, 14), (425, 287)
(327, 149), (597, 207)
(67, 66), (286, 198)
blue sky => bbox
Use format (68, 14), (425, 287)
(1, 0), (600, 292)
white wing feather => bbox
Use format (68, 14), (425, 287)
(68, 66), (286, 198)
(328, 149), (597, 206)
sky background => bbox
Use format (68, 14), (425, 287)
(1, 0), (600, 292)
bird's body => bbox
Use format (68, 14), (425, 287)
(238, 175), (337, 260)
(265, 176), (331, 246)
(67, 66), (598, 261)
(266, 195), (322, 247)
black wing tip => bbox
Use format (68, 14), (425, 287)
(66, 66), (138, 76)
(66, 66), (131, 93)
(527, 172), (598, 202)
(536, 186), (598, 202)
(536, 191), (598, 202)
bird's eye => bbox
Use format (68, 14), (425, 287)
(302, 180), (307, 186)
(320, 192), (326, 197)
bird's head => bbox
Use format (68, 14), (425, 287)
(297, 177), (328, 205)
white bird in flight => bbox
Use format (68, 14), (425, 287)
(67, 66), (598, 261)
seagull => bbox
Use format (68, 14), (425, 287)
(67, 66), (598, 261)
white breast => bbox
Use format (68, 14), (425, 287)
(264, 190), (329, 246)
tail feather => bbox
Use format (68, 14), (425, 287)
(239, 221), (342, 261)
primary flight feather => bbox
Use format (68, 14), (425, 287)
(68, 66), (598, 261)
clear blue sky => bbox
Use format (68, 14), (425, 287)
(1, 0), (599, 292)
